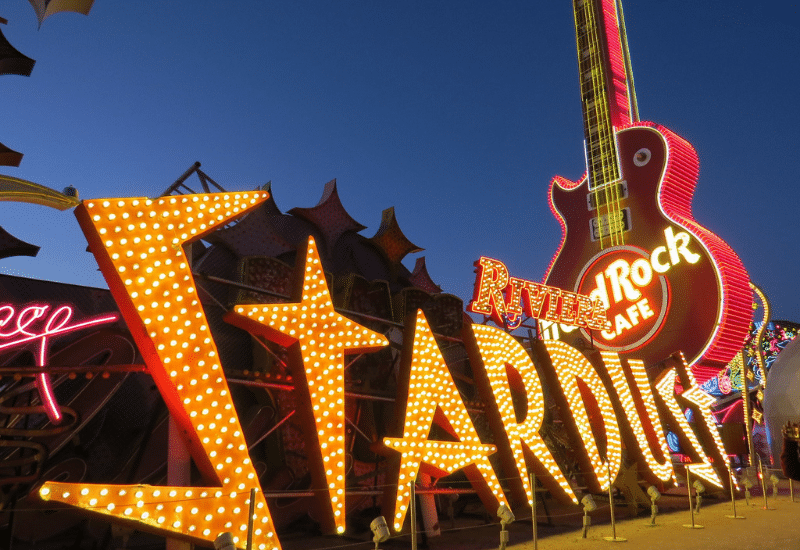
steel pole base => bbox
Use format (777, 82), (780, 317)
(682, 524), (704, 529)
(725, 514), (746, 519)
(603, 536), (627, 542)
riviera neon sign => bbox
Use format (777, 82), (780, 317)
(30, 192), (731, 550)
(0, 303), (118, 423)
(469, 256), (611, 331)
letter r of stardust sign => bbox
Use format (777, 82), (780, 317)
(34, 192), (731, 550)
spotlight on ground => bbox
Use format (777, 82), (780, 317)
(213, 532), (235, 550)
(743, 476), (753, 505)
(647, 486), (660, 525)
(770, 474), (780, 497)
(581, 494), (597, 538)
(693, 480), (706, 513)
(497, 504), (515, 550)
(370, 516), (390, 550)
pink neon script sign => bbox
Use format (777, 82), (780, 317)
(0, 304), (119, 423)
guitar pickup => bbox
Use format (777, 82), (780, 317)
(586, 181), (628, 210)
(590, 208), (631, 241)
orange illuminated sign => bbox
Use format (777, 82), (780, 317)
(224, 237), (389, 534)
(25, 192), (733, 550)
(382, 310), (507, 531)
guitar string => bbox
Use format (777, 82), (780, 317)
(592, 0), (627, 247)
(608, 0), (627, 246)
(575, 0), (605, 249)
(585, 0), (619, 248)
(599, 0), (625, 247)
(586, 0), (612, 247)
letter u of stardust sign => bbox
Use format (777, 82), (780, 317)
(33, 192), (732, 550)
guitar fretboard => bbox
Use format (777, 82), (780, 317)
(573, 0), (636, 247)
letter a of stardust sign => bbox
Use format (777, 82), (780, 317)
(34, 192), (731, 550)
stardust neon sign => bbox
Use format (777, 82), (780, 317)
(31, 192), (731, 550)
(0, 303), (118, 423)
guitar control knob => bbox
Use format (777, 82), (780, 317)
(633, 148), (651, 166)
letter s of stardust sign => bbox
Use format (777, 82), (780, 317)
(36, 193), (730, 550)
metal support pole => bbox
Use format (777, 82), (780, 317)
(683, 467), (703, 528)
(726, 464), (745, 519)
(530, 473), (538, 550)
(741, 353), (755, 462)
(499, 526), (509, 550)
(759, 458), (770, 510)
(410, 479), (417, 550)
(246, 488), (256, 550)
(791, 479), (795, 503)
(603, 462), (625, 541)
(608, 474), (617, 539)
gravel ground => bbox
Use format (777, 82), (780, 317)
(281, 481), (800, 550)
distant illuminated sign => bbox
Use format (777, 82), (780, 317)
(0, 303), (118, 423)
(30, 192), (731, 550)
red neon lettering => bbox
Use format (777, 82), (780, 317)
(0, 304), (118, 424)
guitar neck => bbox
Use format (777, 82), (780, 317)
(573, 0), (636, 189)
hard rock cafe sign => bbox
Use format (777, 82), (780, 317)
(470, 218), (747, 370)
(578, 226), (701, 349)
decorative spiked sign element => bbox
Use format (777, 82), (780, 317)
(288, 180), (366, 252)
(0, 141), (23, 168)
(0, 26), (35, 77)
(28, 0), (95, 27)
(369, 207), (423, 266)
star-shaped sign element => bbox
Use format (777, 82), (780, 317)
(225, 236), (388, 533)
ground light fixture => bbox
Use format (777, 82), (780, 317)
(581, 494), (597, 538)
(647, 485), (660, 525)
(743, 476), (754, 505)
(497, 503), (515, 550)
(370, 516), (390, 550)
(770, 474), (780, 498)
(693, 480), (706, 513)
(213, 532), (235, 550)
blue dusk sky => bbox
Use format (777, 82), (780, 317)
(0, 1), (798, 321)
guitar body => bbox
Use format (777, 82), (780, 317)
(544, 122), (751, 367)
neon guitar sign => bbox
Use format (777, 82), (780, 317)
(0, 303), (118, 423)
(543, 0), (751, 367)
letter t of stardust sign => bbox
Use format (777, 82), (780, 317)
(35, 192), (731, 550)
